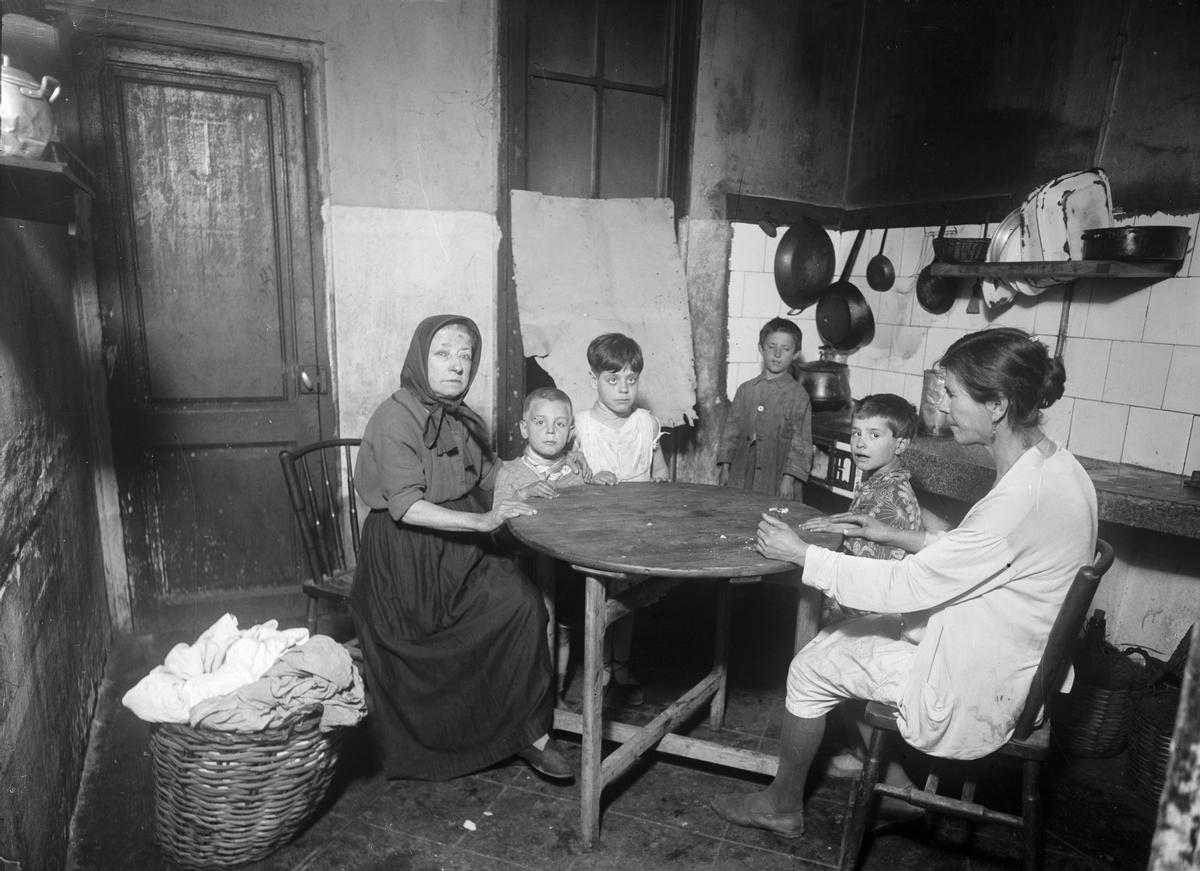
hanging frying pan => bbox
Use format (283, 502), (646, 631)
(915, 222), (958, 314)
(816, 227), (875, 351)
(915, 264), (958, 314)
(773, 217), (836, 312)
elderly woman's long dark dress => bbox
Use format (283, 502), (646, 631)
(350, 316), (554, 780)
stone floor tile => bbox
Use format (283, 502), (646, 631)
(710, 837), (837, 870)
(563, 813), (724, 870)
(349, 773), (511, 845)
(436, 786), (582, 868)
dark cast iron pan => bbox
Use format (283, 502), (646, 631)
(816, 226), (875, 352)
(915, 221), (958, 314)
(774, 217), (836, 312)
(916, 265), (958, 314)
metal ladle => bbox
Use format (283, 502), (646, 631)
(865, 227), (895, 291)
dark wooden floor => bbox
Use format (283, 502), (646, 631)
(68, 583), (1158, 870)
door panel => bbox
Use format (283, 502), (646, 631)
(78, 40), (327, 618)
(147, 445), (290, 594)
(124, 80), (287, 402)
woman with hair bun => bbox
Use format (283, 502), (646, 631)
(711, 327), (1097, 840)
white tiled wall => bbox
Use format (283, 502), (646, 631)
(727, 215), (1200, 475)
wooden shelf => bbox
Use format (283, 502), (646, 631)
(930, 260), (1181, 280)
(0, 147), (95, 225)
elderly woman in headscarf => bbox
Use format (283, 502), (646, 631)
(350, 314), (571, 782)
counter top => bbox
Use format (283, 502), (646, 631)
(810, 408), (1200, 538)
(905, 436), (1200, 540)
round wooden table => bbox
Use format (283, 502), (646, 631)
(509, 482), (839, 847)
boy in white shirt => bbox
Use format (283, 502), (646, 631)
(572, 333), (669, 704)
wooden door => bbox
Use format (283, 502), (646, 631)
(77, 41), (329, 623)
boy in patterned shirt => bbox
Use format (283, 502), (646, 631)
(807, 393), (924, 625)
(800, 393), (923, 776)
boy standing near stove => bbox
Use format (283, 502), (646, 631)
(717, 317), (813, 499)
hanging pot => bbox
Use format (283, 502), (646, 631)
(865, 227), (895, 291)
(816, 227), (874, 352)
(793, 345), (852, 411)
(915, 264), (958, 314)
(915, 222), (958, 314)
(773, 217), (836, 312)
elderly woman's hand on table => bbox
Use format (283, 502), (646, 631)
(755, 513), (810, 565)
(480, 499), (539, 532)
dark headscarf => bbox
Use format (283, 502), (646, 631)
(398, 314), (491, 458)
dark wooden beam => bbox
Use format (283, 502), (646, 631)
(723, 191), (1021, 231)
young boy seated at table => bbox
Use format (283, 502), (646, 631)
(573, 333), (670, 486)
(809, 392), (924, 625)
(800, 392), (924, 774)
(717, 317), (812, 499)
(495, 387), (595, 698)
(494, 387), (592, 504)
(572, 333), (669, 705)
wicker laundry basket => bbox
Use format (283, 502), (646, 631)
(1124, 686), (1181, 801)
(150, 708), (344, 870)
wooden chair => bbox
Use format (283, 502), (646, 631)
(838, 538), (1116, 871)
(278, 438), (362, 634)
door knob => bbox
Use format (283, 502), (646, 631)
(298, 366), (326, 394)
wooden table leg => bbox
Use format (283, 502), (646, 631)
(580, 573), (608, 849)
(708, 580), (732, 729)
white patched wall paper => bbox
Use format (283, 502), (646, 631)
(510, 191), (697, 426)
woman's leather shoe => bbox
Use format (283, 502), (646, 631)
(710, 793), (805, 839)
(517, 739), (573, 781)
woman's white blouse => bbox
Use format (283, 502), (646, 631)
(804, 441), (1098, 758)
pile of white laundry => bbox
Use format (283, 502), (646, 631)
(122, 614), (366, 733)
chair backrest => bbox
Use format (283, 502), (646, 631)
(279, 438), (362, 586)
(1012, 538), (1116, 740)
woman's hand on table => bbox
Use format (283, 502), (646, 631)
(756, 513), (809, 565)
(479, 499), (539, 531)
(800, 512), (885, 538)
(800, 513), (926, 554)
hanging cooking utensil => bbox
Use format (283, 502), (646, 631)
(916, 218), (958, 314)
(916, 263), (957, 314)
(816, 227), (875, 351)
(793, 344), (852, 411)
(966, 278), (983, 314)
(773, 217), (836, 313)
(865, 227), (895, 291)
